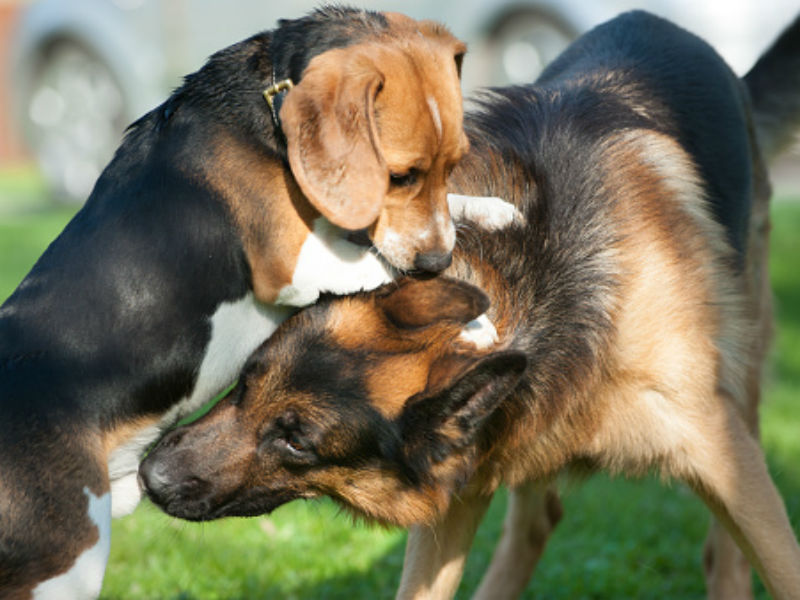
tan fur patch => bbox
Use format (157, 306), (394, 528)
(203, 134), (317, 303)
(578, 130), (752, 478)
(101, 415), (161, 460)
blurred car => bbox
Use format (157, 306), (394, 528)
(7, 0), (797, 202)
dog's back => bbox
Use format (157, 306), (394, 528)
(464, 11), (755, 256)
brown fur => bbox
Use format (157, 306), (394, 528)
(203, 134), (318, 302)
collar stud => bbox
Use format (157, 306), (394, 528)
(263, 78), (294, 131)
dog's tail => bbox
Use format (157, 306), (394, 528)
(744, 15), (800, 160)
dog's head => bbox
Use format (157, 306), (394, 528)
(279, 13), (469, 272)
(139, 277), (526, 525)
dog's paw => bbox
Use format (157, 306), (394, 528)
(447, 194), (523, 230)
(459, 313), (499, 349)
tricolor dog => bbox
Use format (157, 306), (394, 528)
(0, 7), (516, 599)
(141, 11), (800, 599)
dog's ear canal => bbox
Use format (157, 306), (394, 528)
(398, 351), (527, 471)
(452, 39), (467, 79)
(279, 49), (387, 231)
(375, 277), (490, 330)
(454, 50), (465, 79)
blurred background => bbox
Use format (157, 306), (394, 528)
(0, 0), (798, 204)
(0, 2), (799, 598)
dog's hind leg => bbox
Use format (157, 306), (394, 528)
(684, 400), (800, 600)
(703, 518), (754, 600)
(472, 481), (562, 600)
(702, 368), (766, 600)
(396, 492), (493, 600)
(702, 164), (775, 600)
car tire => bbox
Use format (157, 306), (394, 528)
(486, 11), (575, 86)
(20, 40), (128, 204)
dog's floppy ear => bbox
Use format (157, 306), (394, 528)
(375, 277), (490, 330)
(398, 351), (527, 477)
(280, 49), (387, 230)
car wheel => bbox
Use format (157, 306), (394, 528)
(486, 12), (575, 86)
(21, 40), (128, 203)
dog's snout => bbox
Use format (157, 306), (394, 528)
(139, 450), (211, 503)
(414, 251), (452, 273)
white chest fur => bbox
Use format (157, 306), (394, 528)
(275, 195), (521, 308)
(276, 217), (395, 307)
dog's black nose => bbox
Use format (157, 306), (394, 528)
(414, 251), (452, 273)
(138, 454), (174, 499)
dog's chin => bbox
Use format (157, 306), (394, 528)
(371, 243), (414, 274)
(158, 489), (299, 522)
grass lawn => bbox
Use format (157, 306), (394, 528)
(1, 167), (798, 599)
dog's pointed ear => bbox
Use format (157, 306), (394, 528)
(280, 49), (387, 230)
(399, 351), (527, 473)
(375, 277), (490, 330)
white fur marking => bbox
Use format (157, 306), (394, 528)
(108, 294), (290, 516)
(436, 208), (456, 249)
(276, 218), (396, 306)
(33, 488), (111, 600)
(447, 194), (522, 230)
(459, 314), (499, 349)
(109, 472), (145, 518)
(427, 96), (442, 141)
(377, 227), (412, 270)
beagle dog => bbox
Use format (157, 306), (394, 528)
(0, 7), (517, 599)
(141, 11), (800, 600)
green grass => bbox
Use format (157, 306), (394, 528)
(1, 169), (798, 599)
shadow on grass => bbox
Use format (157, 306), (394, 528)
(143, 455), (798, 600)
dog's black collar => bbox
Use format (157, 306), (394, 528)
(263, 72), (294, 137)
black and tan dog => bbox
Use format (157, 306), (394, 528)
(0, 7), (526, 598)
(141, 11), (800, 599)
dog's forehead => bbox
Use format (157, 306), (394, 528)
(249, 296), (465, 419)
(383, 11), (464, 50)
(324, 297), (464, 417)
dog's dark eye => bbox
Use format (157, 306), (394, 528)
(285, 430), (306, 454)
(273, 411), (316, 462)
(389, 169), (419, 188)
(277, 430), (316, 463)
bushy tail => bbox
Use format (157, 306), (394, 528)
(744, 15), (800, 160)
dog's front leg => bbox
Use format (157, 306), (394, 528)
(472, 481), (563, 600)
(446, 194), (523, 231)
(396, 492), (493, 600)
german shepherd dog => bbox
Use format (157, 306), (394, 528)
(141, 11), (800, 599)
